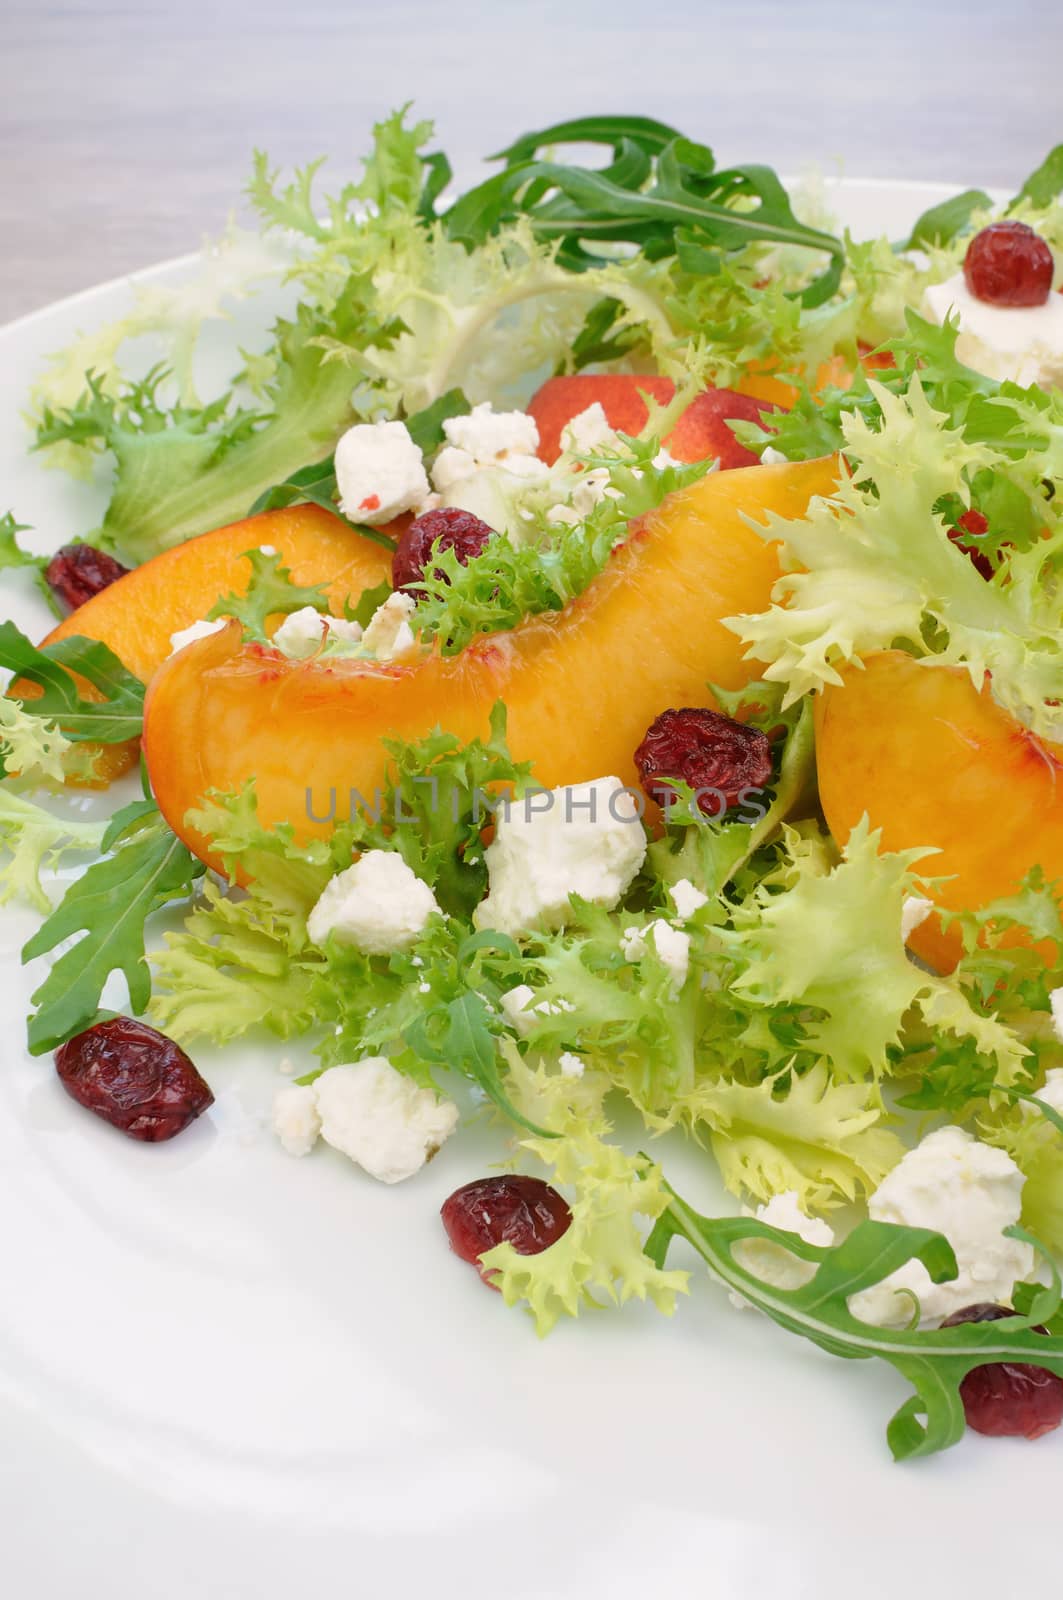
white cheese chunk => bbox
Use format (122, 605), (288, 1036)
(621, 918), (691, 991)
(849, 1127), (1035, 1328)
(669, 878), (709, 921)
(474, 777), (646, 937)
(923, 270), (1063, 388)
(307, 850), (439, 954)
(443, 402), (540, 462)
(314, 1057), (459, 1183)
(272, 1084), (322, 1157)
(168, 617), (227, 656)
(272, 605), (363, 660)
(901, 894), (934, 943)
(333, 419), (429, 526)
(360, 591), (417, 663)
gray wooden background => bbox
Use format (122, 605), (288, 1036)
(2, 0), (1061, 321)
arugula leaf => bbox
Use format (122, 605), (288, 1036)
(0, 621), (144, 743)
(903, 189), (992, 250)
(403, 388), (471, 453)
(21, 807), (205, 1053)
(445, 124), (844, 307)
(207, 549), (333, 641)
(646, 1184), (1063, 1460)
(246, 458), (396, 550)
(1012, 143), (1063, 208)
(405, 981), (549, 1137)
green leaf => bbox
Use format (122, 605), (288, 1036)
(445, 140), (843, 306)
(348, 579), (393, 629)
(405, 987), (550, 1136)
(0, 787), (105, 913)
(1012, 143), (1063, 208)
(491, 115), (686, 165)
(0, 621), (144, 743)
(21, 809), (205, 1053)
(0, 511), (45, 574)
(413, 431), (714, 654)
(903, 189), (992, 250)
(645, 1183), (1063, 1460)
(403, 387), (470, 453)
(207, 548), (333, 642)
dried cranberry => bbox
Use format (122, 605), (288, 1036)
(55, 1016), (214, 1142)
(963, 221), (1054, 308)
(634, 706), (774, 817)
(391, 507), (496, 594)
(441, 1175), (572, 1284)
(45, 544), (129, 612)
(941, 1303), (1063, 1440)
(950, 508), (995, 580)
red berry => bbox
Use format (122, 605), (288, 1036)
(941, 1303), (1063, 1440)
(392, 507), (496, 594)
(950, 508), (995, 580)
(963, 221), (1054, 308)
(55, 1016), (214, 1142)
(45, 544), (129, 612)
(441, 1175), (572, 1284)
(634, 706), (773, 817)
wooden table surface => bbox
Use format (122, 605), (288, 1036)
(2, 0), (1061, 321)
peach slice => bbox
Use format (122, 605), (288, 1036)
(814, 650), (1063, 971)
(20, 505), (395, 786)
(526, 375), (771, 468)
(142, 457), (838, 871)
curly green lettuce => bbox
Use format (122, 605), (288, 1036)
(728, 373), (1063, 741)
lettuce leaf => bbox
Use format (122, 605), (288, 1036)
(479, 1055), (689, 1334)
(729, 373), (1063, 741)
(0, 787), (105, 913)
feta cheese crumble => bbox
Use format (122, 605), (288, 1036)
(272, 1083), (322, 1157)
(558, 1052), (586, 1079)
(499, 985), (576, 1037)
(1036, 1068), (1063, 1116)
(307, 850), (440, 954)
(1050, 987), (1063, 1044)
(313, 1057), (459, 1183)
(474, 777), (647, 937)
(360, 591), (418, 663)
(621, 919), (691, 991)
(923, 270), (1063, 388)
(333, 420), (430, 526)
(848, 1127), (1035, 1328)
(561, 402), (617, 455)
(168, 617), (227, 656)
(432, 403), (547, 495)
(670, 878), (709, 921)
(272, 605), (363, 660)
(444, 401), (540, 462)
(901, 894), (934, 943)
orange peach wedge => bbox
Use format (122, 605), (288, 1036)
(19, 505), (395, 786)
(814, 650), (1063, 971)
(142, 456), (838, 872)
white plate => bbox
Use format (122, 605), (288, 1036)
(1, 180), (1051, 1600)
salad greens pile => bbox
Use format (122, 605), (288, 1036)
(3, 110), (1063, 1461)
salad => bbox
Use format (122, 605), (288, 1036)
(3, 111), (1063, 1463)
